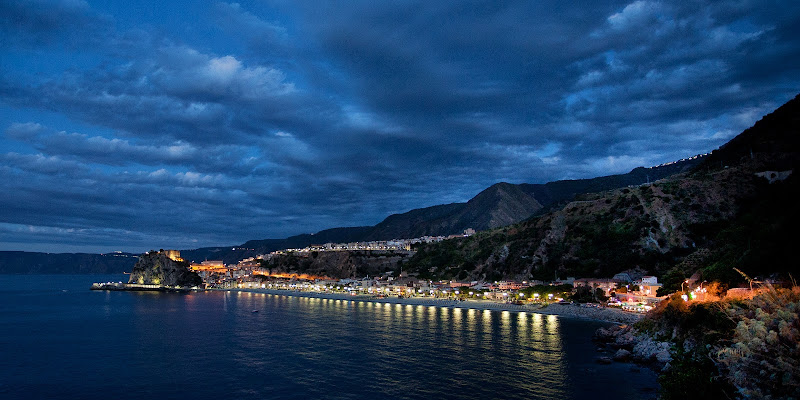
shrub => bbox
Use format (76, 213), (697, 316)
(659, 348), (734, 400)
(716, 287), (800, 399)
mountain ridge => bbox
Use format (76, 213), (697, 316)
(403, 93), (800, 289)
(179, 157), (702, 264)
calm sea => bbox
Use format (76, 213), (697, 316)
(0, 275), (658, 399)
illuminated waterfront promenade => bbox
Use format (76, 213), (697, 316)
(221, 287), (642, 324)
(90, 281), (642, 323)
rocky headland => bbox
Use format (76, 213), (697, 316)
(129, 250), (202, 287)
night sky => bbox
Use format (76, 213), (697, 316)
(1, 1), (798, 253)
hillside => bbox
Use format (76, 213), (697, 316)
(358, 159), (701, 241)
(695, 93), (800, 173)
(520, 161), (700, 210)
(258, 250), (413, 279)
(404, 94), (800, 288)
(363, 182), (544, 240)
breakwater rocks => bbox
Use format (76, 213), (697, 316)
(594, 324), (672, 371)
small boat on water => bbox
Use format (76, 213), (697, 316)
(251, 310), (259, 313)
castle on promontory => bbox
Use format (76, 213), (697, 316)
(128, 250), (202, 287)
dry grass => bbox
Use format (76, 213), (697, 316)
(716, 286), (800, 399)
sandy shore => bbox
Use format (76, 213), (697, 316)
(222, 288), (641, 324)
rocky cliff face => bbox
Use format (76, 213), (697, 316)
(129, 251), (202, 287)
(262, 250), (413, 279)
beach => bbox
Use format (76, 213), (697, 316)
(224, 288), (642, 324)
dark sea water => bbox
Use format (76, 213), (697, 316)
(0, 275), (659, 399)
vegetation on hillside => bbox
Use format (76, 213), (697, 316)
(404, 165), (776, 284)
(717, 286), (800, 398)
(637, 285), (800, 399)
(258, 250), (410, 279)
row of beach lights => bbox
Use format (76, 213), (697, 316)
(254, 282), (558, 301)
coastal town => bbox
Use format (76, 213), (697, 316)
(93, 242), (694, 324)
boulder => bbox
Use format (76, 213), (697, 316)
(596, 356), (613, 365)
(655, 350), (672, 364)
(613, 349), (632, 361)
(614, 331), (638, 349)
(661, 362), (671, 373)
(632, 336), (672, 364)
(594, 326), (616, 341)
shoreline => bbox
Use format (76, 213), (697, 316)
(219, 288), (642, 324)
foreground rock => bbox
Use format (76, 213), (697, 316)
(633, 336), (672, 365)
(613, 349), (632, 361)
(129, 250), (202, 287)
(594, 324), (672, 371)
(596, 356), (613, 364)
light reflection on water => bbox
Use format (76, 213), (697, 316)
(249, 294), (575, 398)
(0, 276), (659, 400)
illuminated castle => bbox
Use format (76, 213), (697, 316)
(163, 250), (184, 262)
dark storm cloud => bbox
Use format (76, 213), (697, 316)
(0, 0), (112, 48)
(1, 0), (798, 252)
(286, 0), (787, 164)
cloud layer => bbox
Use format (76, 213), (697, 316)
(1, 0), (798, 252)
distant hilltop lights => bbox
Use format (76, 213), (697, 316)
(99, 251), (135, 257)
(269, 229), (476, 255)
(649, 152), (710, 169)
